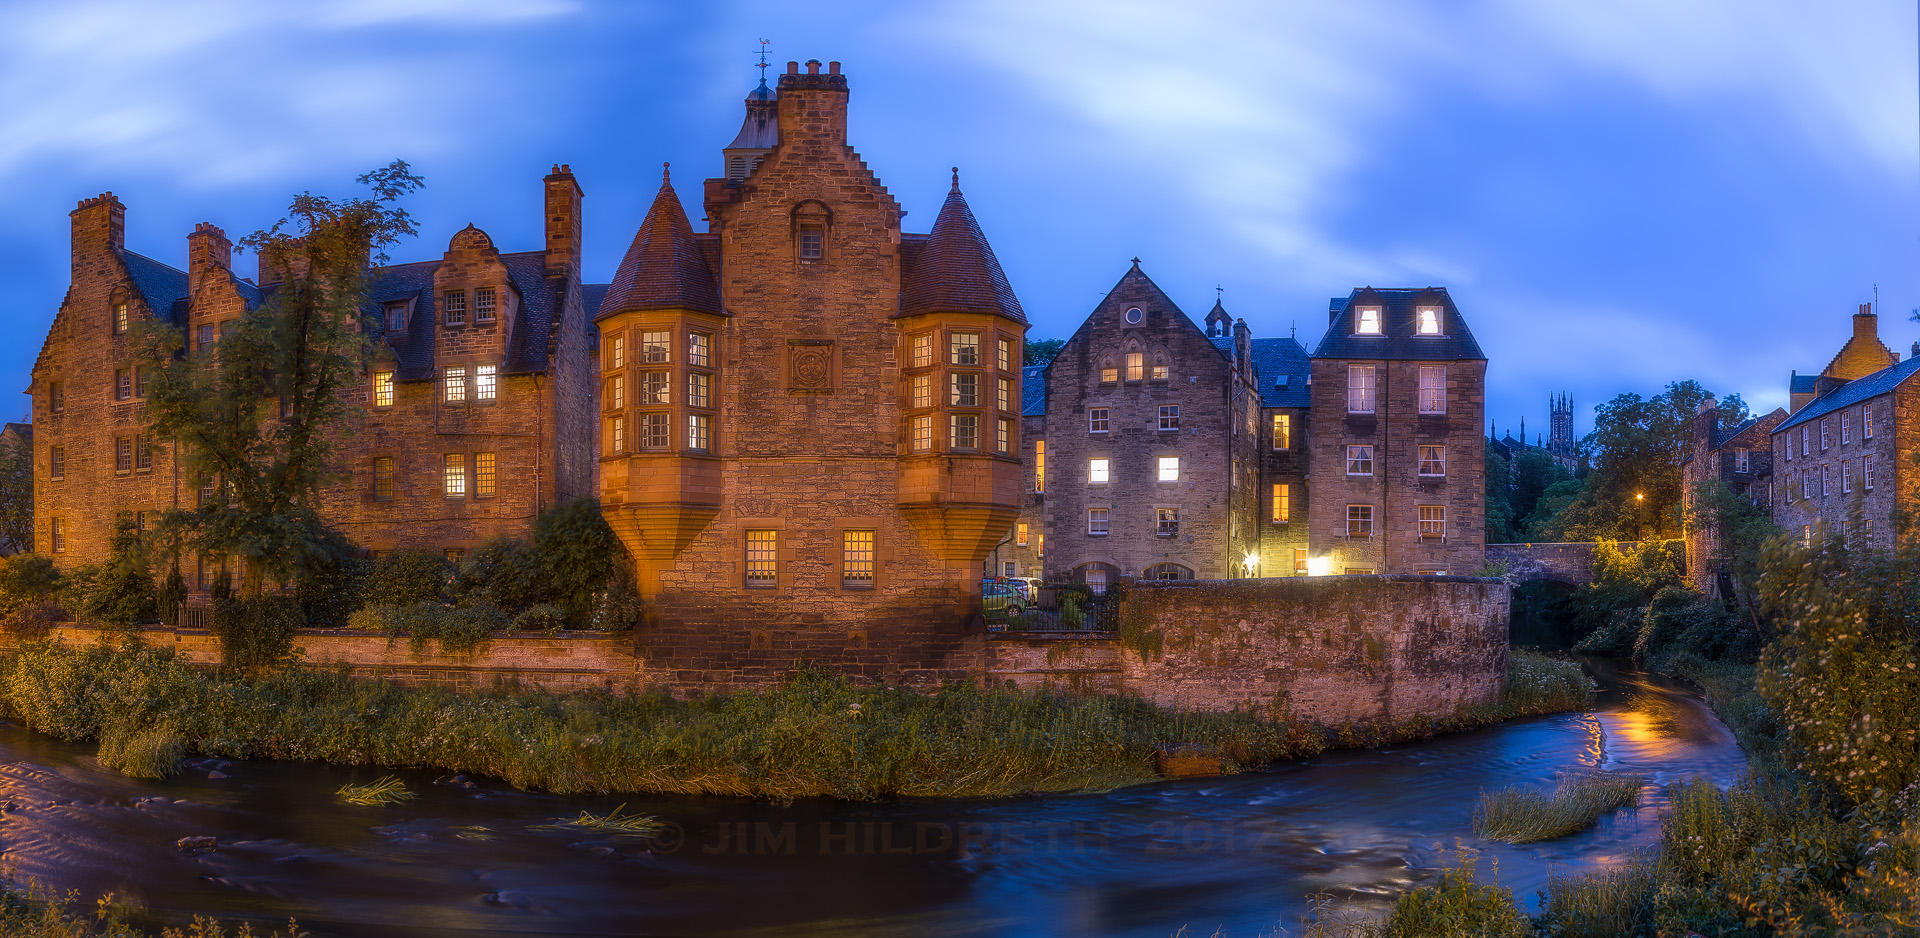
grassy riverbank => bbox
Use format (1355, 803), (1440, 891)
(0, 879), (302, 938)
(0, 642), (1590, 801)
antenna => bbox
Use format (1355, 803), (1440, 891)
(756, 39), (771, 84)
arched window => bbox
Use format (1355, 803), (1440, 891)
(1145, 563), (1194, 580)
(1099, 356), (1118, 384)
(1151, 350), (1169, 381)
(790, 200), (832, 262)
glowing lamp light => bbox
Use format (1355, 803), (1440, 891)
(1306, 556), (1334, 577)
(1243, 552), (1259, 572)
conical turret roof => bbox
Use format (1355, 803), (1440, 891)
(600, 165), (722, 318)
(901, 170), (1025, 323)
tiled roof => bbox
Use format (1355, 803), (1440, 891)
(899, 178), (1026, 323)
(1250, 336), (1311, 408)
(1312, 287), (1485, 362)
(1022, 365), (1046, 416)
(582, 283), (609, 320)
(600, 171), (722, 318)
(365, 260), (440, 381)
(121, 251), (189, 327)
(500, 251), (561, 375)
(1790, 373), (1817, 394)
(1776, 356), (1920, 434)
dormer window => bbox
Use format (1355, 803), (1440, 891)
(1416, 306), (1442, 335)
(443, 291), (467, 327)
(474, 287), (496, 325)
(385, 301), (409, 334)
(1355, 307), (1382, 335)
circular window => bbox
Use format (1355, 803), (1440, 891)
(1125, 307), (1144, 324)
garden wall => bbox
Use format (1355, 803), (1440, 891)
(988, 575), (1510, 725)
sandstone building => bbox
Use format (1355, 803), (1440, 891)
(1680, 403), (1786, 595)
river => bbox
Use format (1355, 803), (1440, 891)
(0, 662), (1746, 937)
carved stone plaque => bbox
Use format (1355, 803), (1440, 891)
(789, 340), (834, 393)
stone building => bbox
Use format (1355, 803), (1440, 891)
(1307, 288), (1487, 575)
(1680, 401), (1786, 595)
(595, 60), (1027, 685)
(27, 170), (597, 578)
(1244, 324), (1313, 578)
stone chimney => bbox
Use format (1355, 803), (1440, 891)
(1853, 302), (1877, 341)
(1233, 318), (1253, 383)
(777, 59), (849, 147)
(71, 193), (125, 274)
(186, 222), (231, 291)
(544, 163), (583, 278)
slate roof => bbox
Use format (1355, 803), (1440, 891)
(726, 83), (778, 150)
(899, 177), (1025, 323)
(1250, 336), (1311, 408)
(364, 250), (563, 380)
(1022, 365), (1046, 416)
(600, 171), (723, 319)
(1313, 287), (1485, 361)
(121, 251), (190, 326)
(1790, 373), (1817, 394)
(1776, 356), (1920, 434)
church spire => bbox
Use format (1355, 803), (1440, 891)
(1205, 285), (1231, 338)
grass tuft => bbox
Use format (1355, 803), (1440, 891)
(1537, 859), (1657, 938)
(335, 775), (415, 806)
(1472, 771), (1643, 844)
(536, 803), (662, 836)
(96, 722), (184, 780)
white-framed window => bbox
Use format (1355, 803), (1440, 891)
(1821, 463), (1829, 496)
(1355, 307), (1382, 335)
(1348, 364), (1376, 413)
(842, 530), (875, 588)
(950, 332), (980, 366)
(1346, 444), (1374, 476)
(1272, 483), (1290, 523)
(642, 330), (671, 364)
(689, 332), (711, 367)
(911, 374), (932, 409)
(1159, 405), (1180, 430)
(950, 414), (978, 450)
(951, 372), (979, 407)
(114, 436), (131, 475)
(1418, 365), (1446, 414)
(115, 367), (132, 401)
(1416, 306), (1442, 335)
(688, 414), (711, 451)
(1347, 504), (1374, 538)
(640, 412), (670, 450)
(1272, 413), (1291, 449)
(1158, 456), (1180, 482)
(1089, 407), (1109, 433)
(1843, 459), (1853, 493)
(49, 517), (64, 553)
(1087, 508), (1109, 536)
(1125, 352), (1144, 382)
(1016, 522), (1029, 546)
(1864, 454), (1874, 490)
(373, 370), (394, 408)
(911, 415), (933, 452)
(1156, 506), (1179, 537)
(1006, 561), (1018, 577)
(475, 364), (497, 402)
(1734, 447), (1749, 473)
(1419, 505), (1446, 539)
(1841, 412), (1851, 444)
(1085, 566), (1108, 594)
(1418, 444), (1446, 477)
(1801, 426), (1809, 456)
(474, 287), (496, 324)
(688, 371), (711, 409)
(1865, 405), (1875, 439)
(745, 530), (778, 587)
(910, 333), (933, 368)
(443, 453), (467, 496)
(1820, 419), (1830, 451)
(1089, 458), (1110, 484)
(444, 366), (467, 403)
(443, 291), (466, 326)
(997, 418), (1012, 454)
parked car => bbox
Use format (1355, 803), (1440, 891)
(1007, 576), (1042, 601)
(981, 580), (1027, 628)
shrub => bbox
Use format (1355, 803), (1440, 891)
(77, 517), (158, 629)
(533, 498), (629, 626)
(1382, 851), (1529, 938)
(452, 539), (549, 617)
(361, 549), (453, 608)
(1472, 772), (1642, 843)
(0, 601), (61, 640)
(210, 595), (302, 671)
(588, 570), (641, 633)
(0, 553), (62, 616)
(368, 601), (503, 653)
(291, 526), (369, 630)
(513, 603), (568, 633)
(97, 721), (185, 779)
(1537, 860), (1656, 938)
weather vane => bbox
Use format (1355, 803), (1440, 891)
(757, 39), (771, 84)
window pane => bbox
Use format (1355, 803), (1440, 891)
(1419, 365), (1445, 414)
(444, 454), (466, 496)
(373, 457), (394, 499)
(1158, 456), (1179, 481)
(911, 415), (933, 451)
(1089, 458), (1109, 483)
(476, 452), (496, 496)
(374, 371), (394, 407)
(842, 530), (875, 587)
(1347, 365), (1375, 413)
(688, 372), (710, 409)
(950, 333), (980, 366)
(688, 414), (710, 451)
(1125, 352), (1144, 381)
(689, 332), (711, 367)
(642, 370), (670, 404)
(745, 530), (778, 586)
(443, 291), (466, 325)
(642, 330), (671, 364)
(1419, 444), (1446, 476)
(475, 287), (496, 323)
(641, 413), (670, 449)
(444, 366), (466, 403)
(951, 372), (978, 406)
(950, 414), (978, 450)
(476, 364), (497, 401)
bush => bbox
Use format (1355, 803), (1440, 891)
(97, 721), (185, 779)
(534, 498), (629, 627)
(452, 539), (549, 618)
(0, 553), (62, 616)
(1382, 852), (1529, 938)
(361, 549), (452, 608)
(512, 603), (568, 633)
(588, 569), (641, 633)
(210, 595), (302, 671)
(291, 527), (369, 630)
(1, 601), (61, 640)
(363, 602), (503, 653)
(77, 517), (157, 629)
(1472, 772), (1642, 843)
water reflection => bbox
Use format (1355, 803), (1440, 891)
(0, 663), (1747, 937)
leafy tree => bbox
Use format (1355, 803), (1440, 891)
(363, 548), (453, 608)
(138, 162), (422, 598)
(0, 428), (29, 554)
(1685, 478), (1778, 631)
(80, 516), (158, 629)
(0, 553), (62, 616)
(452, 538), (550, 617)
(1023, 338), (1064, 368)
(1483, 440), (1519, 543)
(533, 498), (630, 627)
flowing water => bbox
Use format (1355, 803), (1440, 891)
(0, 662), (1746, 937)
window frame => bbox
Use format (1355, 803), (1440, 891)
(1354, 307), (1382, 335)
(1087, 507), (1109, 536)
(443, 290), (467, 327)
(444, 366), (467, 403)
(1415, 306), (1443, 335)
(641, 330), (672, 365)
(1346, 444), (1374, 476)
(1271, 413), (1290, 450)
(1417, 364), (1446, 415)
(1417, 444), (1446, 477)
(1346, 504), (1374, 538)
(372, 456), (395, 500)
(1156, 506), (1179, 537)
(1088, 457), (1110, 484)
(475, 452), (497, 497)
(1419, 505), (1446, 539)
(1272, 482), (1290, 524)
(1347, 364), (1376, 414)
(949, 413), (979, 451)
(1157, 455), (1180, 482)
(745, 529), (779, 588)
(443, 453), (467, 497)
(841, 529), (876, 589)
(1158, 405), (1181, 431)
(475, 363), (497, 402)
(1088, 407), (1109, 434)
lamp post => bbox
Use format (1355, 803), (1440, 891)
(1634, 492), (1646, 540)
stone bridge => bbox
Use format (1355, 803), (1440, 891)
(1484, 540), (1684, 587)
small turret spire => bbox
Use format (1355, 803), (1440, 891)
(951, 166), (960, 191)
(661, 161), (670, 184)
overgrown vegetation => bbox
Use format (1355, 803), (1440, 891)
(0, 643), (1587, 800)
(0, 879), (303, 937)
(1471, 771), (1642, 843)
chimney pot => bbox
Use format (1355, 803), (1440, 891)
(806, 59), (821, 74)
(786, 60), (799, 75)
(828, 60), (841, 74)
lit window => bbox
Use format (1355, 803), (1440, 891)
(950, 333), (980, 366)
(374, 371), (394, 408)
(642, 331), (671, 364)
(1416, 307), (1442, 335)
(474, 287), (496, 325)
(1036, 532), (1044, 557)
(1347, 504), (1374, 538)
(1418, 444), (1446, 477)
(1089, 407), (1109, 433)
(1016, 522), (1029, 546)
(640, 412), (670, 449)
(1419, 505), (1446, 539)
(1347, 444), (1374, 476)
(1157, 507), (1179, 537)
(50, 518), (64, 553)
(1033, 440), (1045, 492)
(445, 548), (465, 564)
(1125, 352), (1144, 381)
(475, 364), (497, 402)
(1272, 414), (1291, 449)
(745, 530), (778, 586)
(372, 457), (394, 499)
(798, 225), (824, 260)
(608, 415), (626, 454)
(609, 335), (626, 369)
(997, 338), (1012, 371)
(910, 333), (933, 368)
(688, 372), (710, 409)
(911, 415), (933, 452)
(1293, 549), (1307, 575)
(1272, 483), (1290, 523)
(1418, 365), (1446, 414)
(642, 370), (670, 405)
(443, 291), (466, 326)
(910, 374), (932, 408)
(444, 366), (467, 403)
(1087, 508), (1109, 536)
(113, 301), (129, 335)
(1159, 405), (1180, 430)
(1151, 357), (1168, 381)
(1158, 456), (1179, 482)
(997, 377), (1011, 412)
(1100, 359), (1118, 383)
(1733, 447), (1749, 473)
(443, 453), (467, 496)
(115, 437), (131, 475)
(997, 418), (1012, 454)
(1347, 365), (1376, 413)
(688, 414), (710, 451)
(689, 332), (711, 367)
(386, 301), (409, 333)
(1355, 307), (1382, 335)
(135, 435), (152, 472)
(608, 374), (625, 410)
(473, 452), (496, 497)
(951, 373), (979, 407)
(1865, 406), (1875, 438)
(950, 414), (978, 450)
(115, 367), (132, 401)
(1089, 458), (1110, 484)
(1085, 566), (1109, 594)
(842, 530), (875, 587)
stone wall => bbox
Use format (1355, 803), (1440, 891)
(989, 575), (1509, 724)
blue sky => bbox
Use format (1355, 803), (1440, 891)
(2, 0), (1915, 441)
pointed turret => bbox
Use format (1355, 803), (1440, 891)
(1204, 296), (1231, 338)
(600, 165), (721, 319)
(900, 169), (1026, 323)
